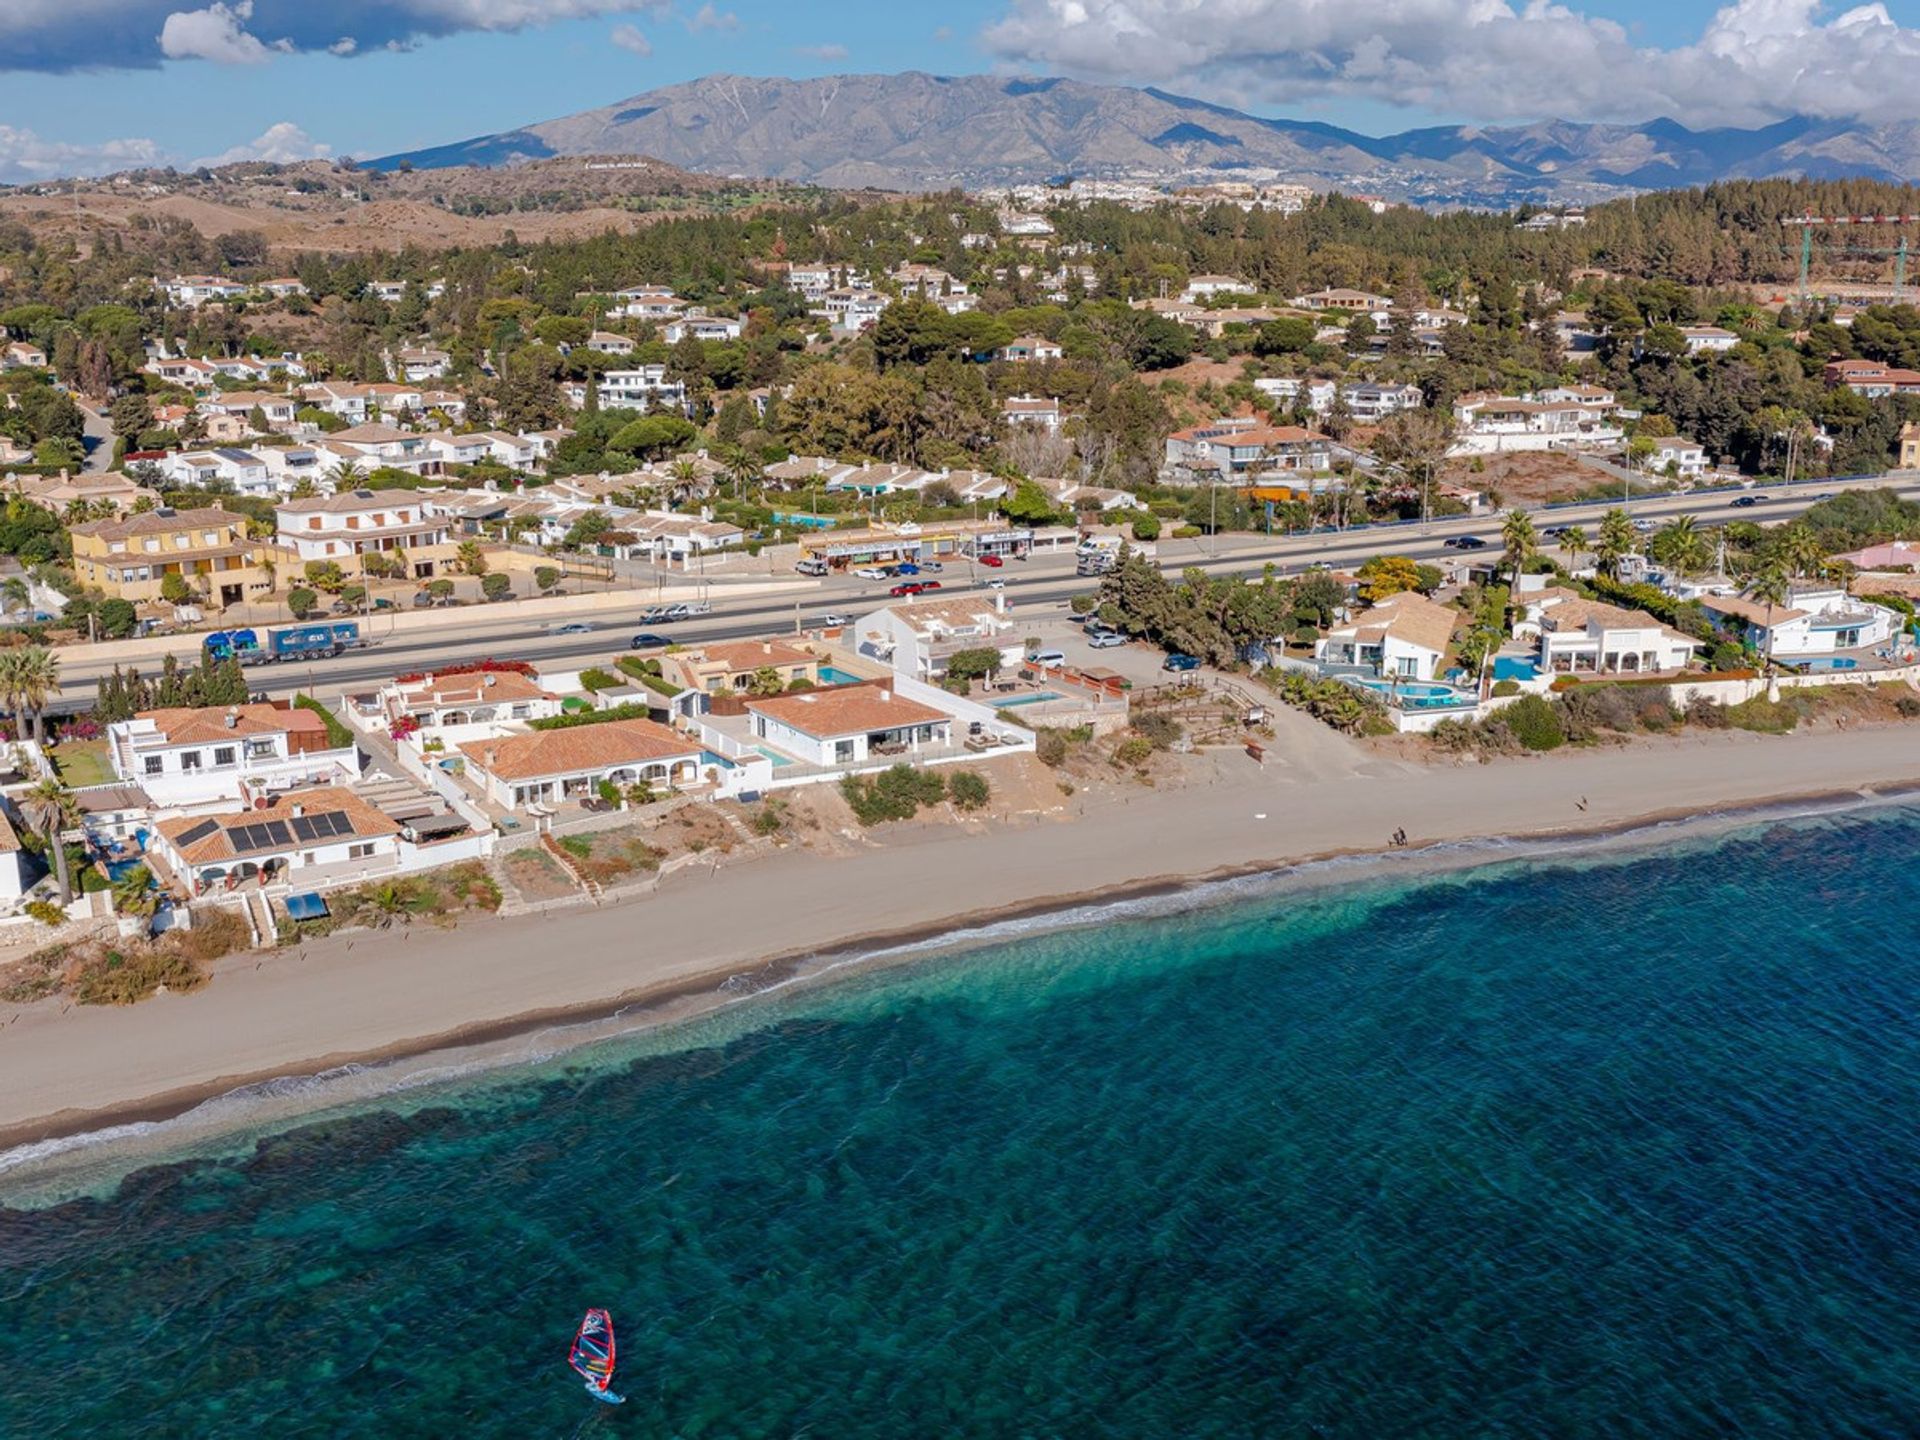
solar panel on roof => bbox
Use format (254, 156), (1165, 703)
(289, 814), (321, 842)
(323, 812), (354, 837)
(176, 819), (219, 847)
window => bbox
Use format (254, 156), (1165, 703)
(213, 746), (236, 767)
(180, 751), (202, 771)
(307, 517), (322, 530)
(348, 842), (376, 860)
(143, 756), (163, 776)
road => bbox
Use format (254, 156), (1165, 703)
(77, 402), (114, 475)
(44, 469), (1920, 710)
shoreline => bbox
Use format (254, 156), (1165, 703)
(3, 757), (1917, 1167)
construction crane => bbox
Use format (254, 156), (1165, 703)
(1781, 214), (1920, 305)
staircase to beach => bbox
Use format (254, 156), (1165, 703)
(541, 833), (603, 900)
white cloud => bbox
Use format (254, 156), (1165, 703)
(684, 4), (739, 33)
(193, 120), (331, 168)
(4, 0), (663, 72)
(796, 42), (848, 61)
(0, 126), (166, 184)
(981, 0), (1920, 129)
(158, 0), (287, 64)
(611, 21), (651, 55)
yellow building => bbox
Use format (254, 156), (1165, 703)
(70, 504), (272, 608)
(1901, 421), (1920, 471)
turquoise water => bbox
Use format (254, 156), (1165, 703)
(988, 690), (1065, 708)
(817, 665), (866, 685)
(751, 745), (796, 768)
(6, 808), (1920, 1435)
(1351, 677), (1479, 708)
(1493, 656), (1539, 682)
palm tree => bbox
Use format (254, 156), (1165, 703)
(1750, 566), (1790, 674)
(1651, 515), (1711, 576)
(1500, 507), (1537, 593)
(13, 647), (59, 745)
(112, 864), (160, 921)
(665, 458), (704, 506)
(22, 777), (80, 905)
(1594, 507), (1636, 578)
(1776, 521), (1827, 580)
(1558, 524), (1588, 569)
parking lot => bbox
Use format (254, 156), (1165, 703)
(1024, 613), (1190, 688)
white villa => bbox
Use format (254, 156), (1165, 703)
(1701, 586), (1901, 659)
(458, 718), (706, 811)
(854, 594), (1019, 681)
(1315, 592), (1460, 682)
(745, 686), (953, 767)
(274, 490), (454, 572)
(109, 704), (361, 810)
(1516, 591), (1701, 675)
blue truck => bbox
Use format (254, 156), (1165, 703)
(204, 622), (365, 665)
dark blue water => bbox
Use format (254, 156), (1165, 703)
(5, 810), (1920, 1437)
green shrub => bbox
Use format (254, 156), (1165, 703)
(294, 693), (356, 748)
(535, 566), (561, 592)
(1035, 728), (1070, 767)
(840, 763), (949, 825)
(1069, 594), (1097, 615)
(1133, 710), (1183, 749)
(480, 572), (512, 602)
(1491, 678), (1521, 697)
(287, 586), (318, 619)
(1112, 735), (1155, 767)
(528, 702), (652, 731)
(23, 899), (64, 927)
(1502, 694), (1565, 751)
(559, 834), (593, 859)
(578, 667), (623, 692)
(1130, 513), (1161, 542)
(947, 769), (990, 811)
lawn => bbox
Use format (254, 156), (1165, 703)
(51, 739), (114, 789)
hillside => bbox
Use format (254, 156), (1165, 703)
(0, 155), (810, 253)
(368, 72), (1920, 205)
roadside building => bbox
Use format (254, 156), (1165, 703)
(1315, 591), (1460, 682)
(69, 505), (270, 608)
(458, 719), (705, 810)
(274, 490), (455, 576)
(745, 685), (954, 766)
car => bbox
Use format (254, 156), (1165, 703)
(1028, 649), (1067, 668)
(1163, 653), (1202, 672)
(1631, 518), (1658, 533)
(553, 622), (595, 635)
(819, 611), (851, 627)
(978, 553), (1004, 568)
(1730, 495), (1766, 508)
(639, 606), (672, 623)
(854, 567), (890, 581)
(894, 562), (920, 576)
(1088, 631), (1126, 649)
(1443, 535), (1489, 550)
(986, 578), (1005, 590)
(372, 598), (397, 612)
(889, 582), (924, 597)
(916, 579), (942, 593)
(629, 632), (671, 649)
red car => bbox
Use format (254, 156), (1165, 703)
(978, 553), (1004, 568)
(891, 580), (945, 597)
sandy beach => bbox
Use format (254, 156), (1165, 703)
(3, 724), (1917, 1151)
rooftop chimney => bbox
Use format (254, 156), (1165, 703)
(224, 707), (239, 729)
(880, 689), (891, 703)
(291, 802), (304, 818)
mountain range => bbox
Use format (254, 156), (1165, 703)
(367, 72), (1920, 206)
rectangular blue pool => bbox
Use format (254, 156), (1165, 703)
(818, 666), (866, 686)
(989, 692), (1064, 708)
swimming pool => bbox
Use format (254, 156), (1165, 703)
(1493, 657), (1539, 682)
(1350, 678), (1479, 709)
(1796, 657), (1860, 672)
(818, 666), (866, 686)
(989, 692), (1064, 708)
(752, 746), (797, 768)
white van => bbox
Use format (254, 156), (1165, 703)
(795, 557), (828, 576)
(1028, 649), (1067, 668)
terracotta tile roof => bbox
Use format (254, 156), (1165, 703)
(71, 506), (241, 541)
(458, 718), (698, 781)
(689, 639), (817, 672)
(157, 787), (397, 866)
(403, 671), (552, 707)
(140, 703), (327, 746)
(1332, 592), (1462, 654)
(747, 686), (948, 737)
(278, 489), (422, 515)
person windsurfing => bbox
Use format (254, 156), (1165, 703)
(568, 1308), (626, 1406)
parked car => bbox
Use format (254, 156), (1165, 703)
(1444, 535), (1489, 550)
(854, 567), (890, 581)
(920, 561), (943, 572)
(1028, 649), (1067, 668)
(1163, 653), (1202, 672)
(893, 562), (920, 576)
(629, 632), (671, 649)
(1088, 631), (1126, 649)
(1731, 495), (1766, 508)
(978, 553), (1004, 567)
(553, 622), (594, 635)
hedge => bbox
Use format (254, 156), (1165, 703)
(295, 694), (356, 748)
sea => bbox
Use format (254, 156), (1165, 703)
(3, 802), (1920, 1438)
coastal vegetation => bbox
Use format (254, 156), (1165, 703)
(839, 763), (989, 825)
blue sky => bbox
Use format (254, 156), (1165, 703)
(4, 2), (1920, 183)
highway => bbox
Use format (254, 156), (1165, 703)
(46, 470), (1920, 710)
